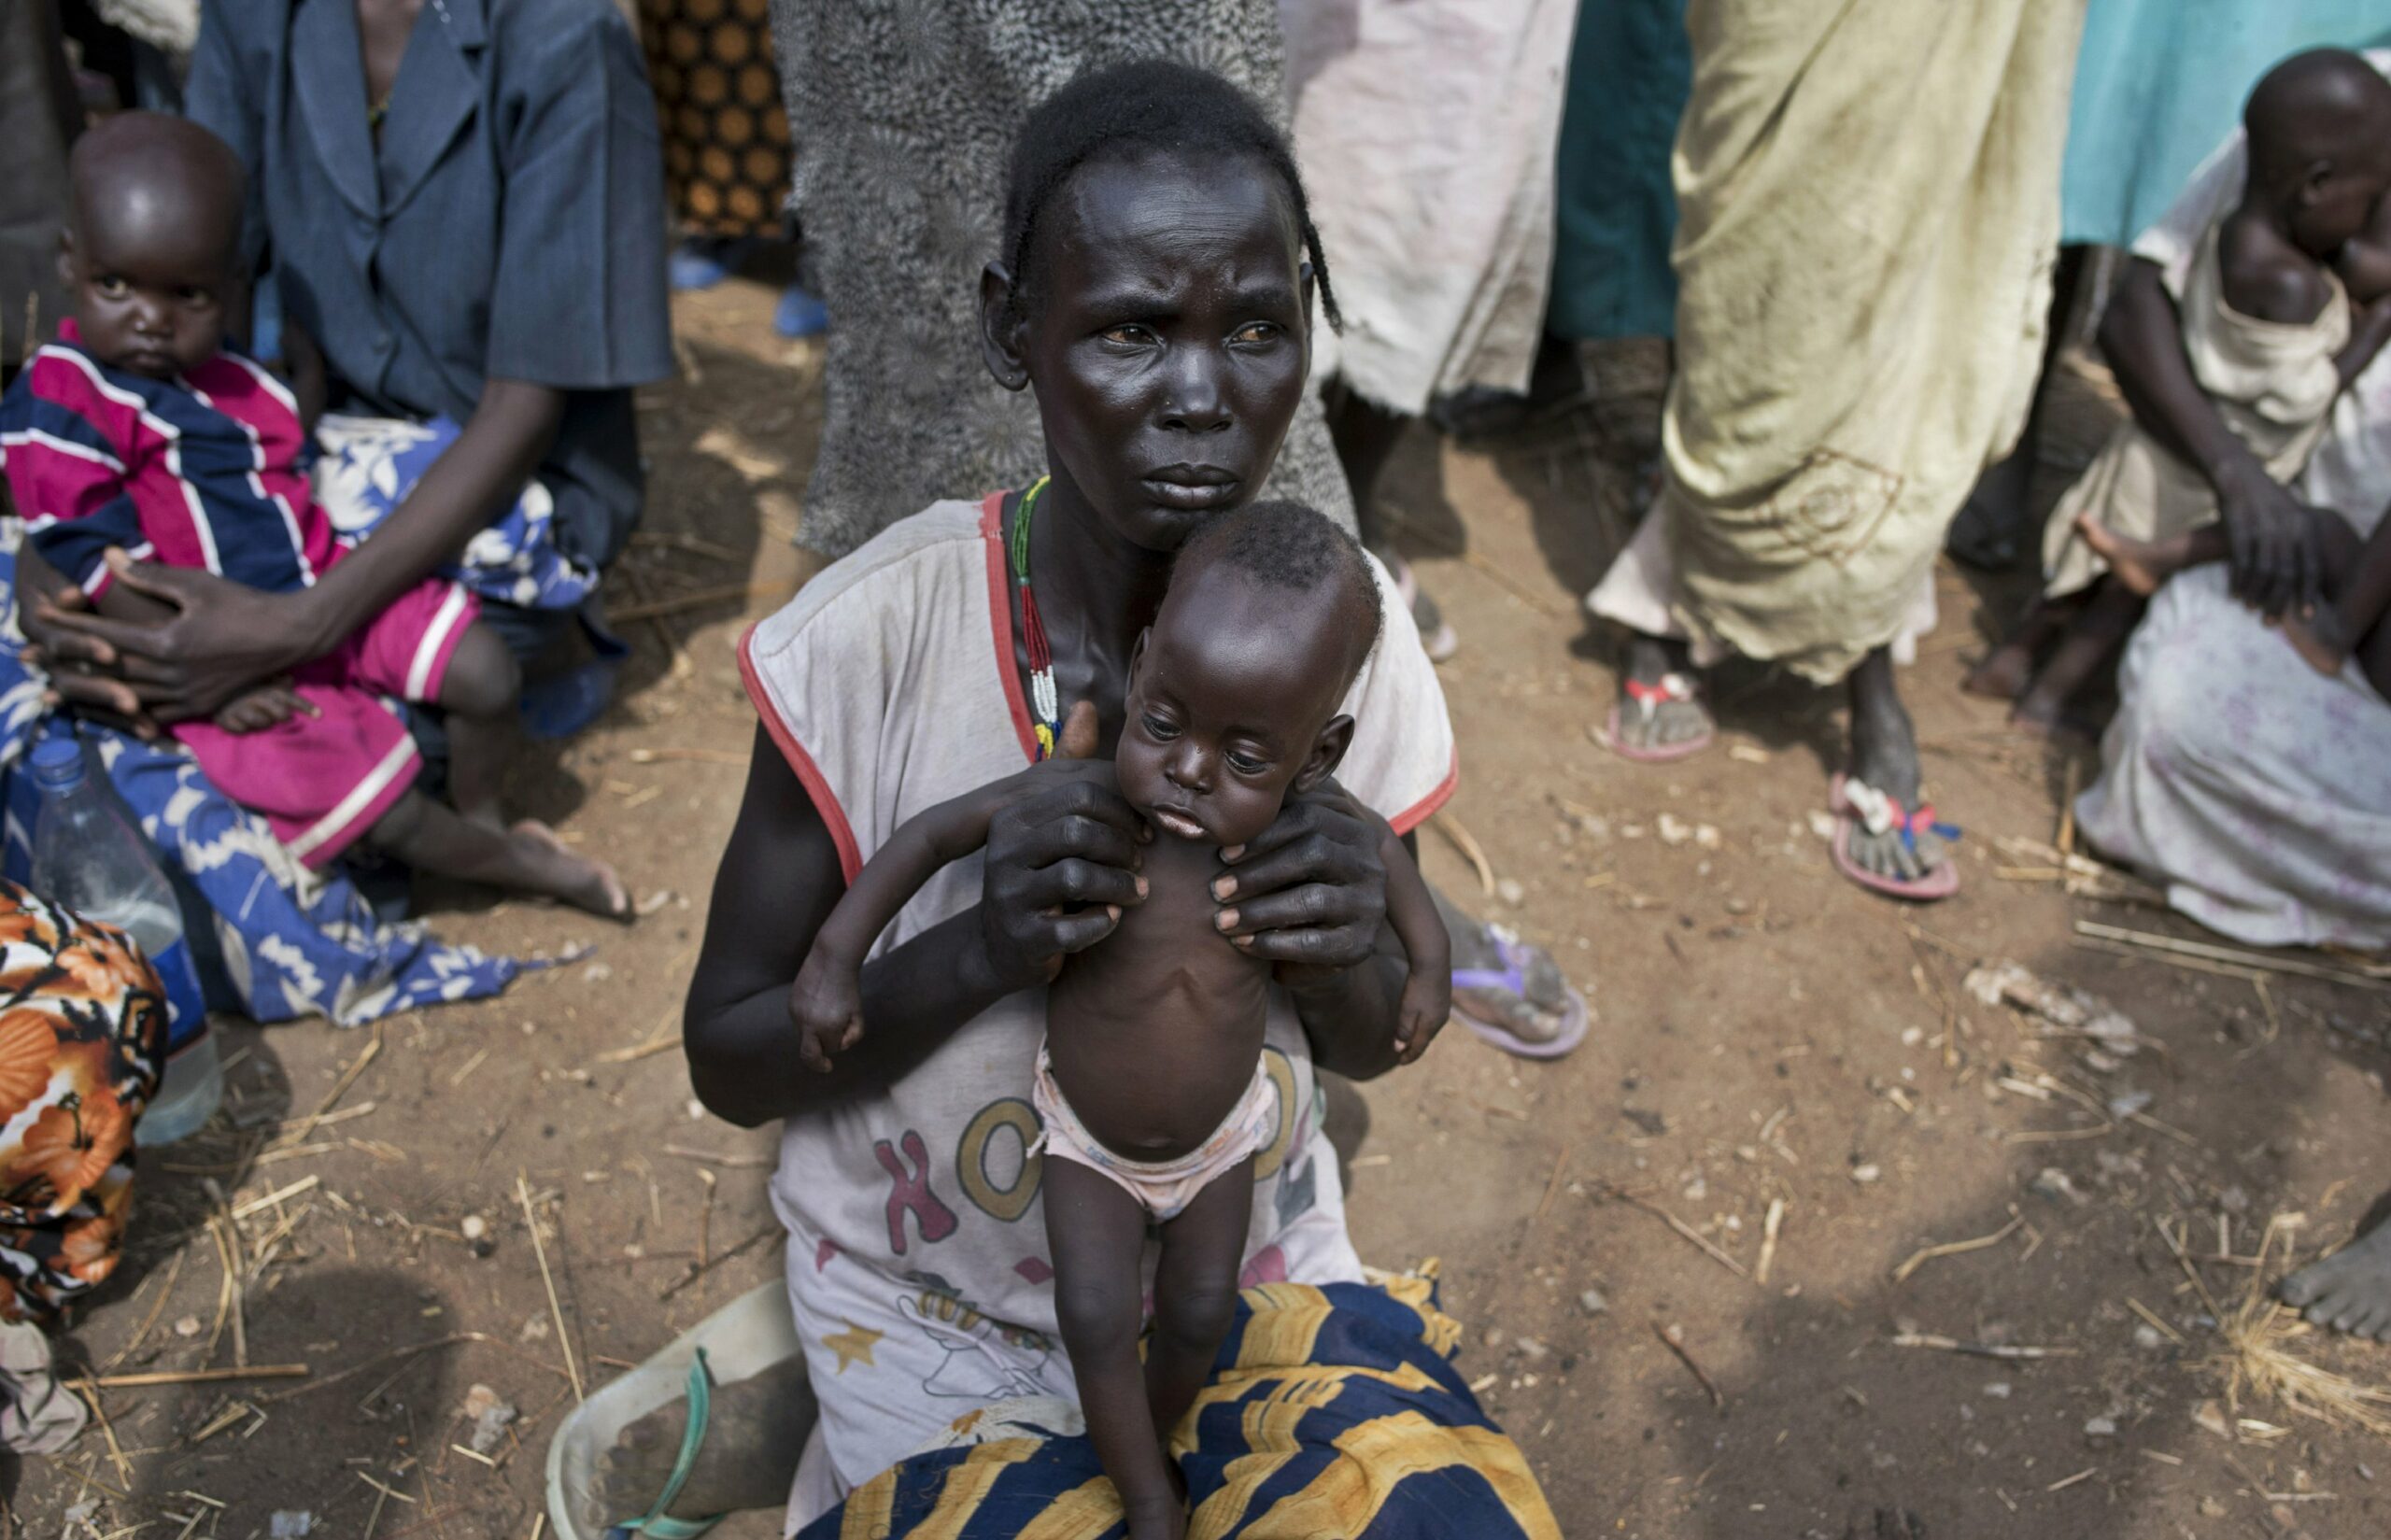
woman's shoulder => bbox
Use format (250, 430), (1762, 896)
(484, 0), (644, 78)
(743, 498), (996, 670)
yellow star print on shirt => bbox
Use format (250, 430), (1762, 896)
(823, 1320), (884, 1373)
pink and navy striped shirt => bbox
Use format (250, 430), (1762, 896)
(0, 319), (333, 600)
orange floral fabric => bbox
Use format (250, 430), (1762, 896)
(0, 881), (162, 1322)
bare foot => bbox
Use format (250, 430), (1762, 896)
(1845, 649), (1946, 887)
(2277, 607), (2354, 678)
(2074, 512), (2178, 598)
(511, 820), (632, 921)
(1960, 641), (2036, 701)
(590, 1356), (817, 1530)
(2278, 1215), (2391, 1340)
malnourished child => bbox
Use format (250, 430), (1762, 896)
(787, 501), (1450, 1538)
(0, 113), (624, 916)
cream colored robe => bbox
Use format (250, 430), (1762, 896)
(1655, 0), (2086, 682)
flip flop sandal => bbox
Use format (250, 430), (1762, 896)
(547, 1279), (803, 1540)
(1450, 928), (1591, 1060)
(1829, 773), (1961, 902)
(1600, 673), (1715, 764)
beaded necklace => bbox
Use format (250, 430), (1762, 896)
(1007, 476), (1061, 759)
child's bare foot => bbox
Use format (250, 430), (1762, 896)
(511, 820), (632, 921)
(1961, 641), (2036, 700)
(2278, 1215), (2391, 1340)
(589, 1357), (815, 1530)
(2277, 607), (2354, 678)
(2074, 513), (2181, 598)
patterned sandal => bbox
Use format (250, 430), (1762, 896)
(1829, 773), (1961, 901)
(1601, 672), (1715, 764)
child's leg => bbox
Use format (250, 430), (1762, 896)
(1041, 1160), (1185, 1540)
(2010, 578), (2144, 735)
(431, 621), (522, 831)
(2073, 512), (2230, 597)
(1145, 1156), (1255, 1451)
(1962, 592), (2085, 700)
(363, 788), (629, 921)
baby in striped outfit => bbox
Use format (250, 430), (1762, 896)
(1, 113), (623, 917)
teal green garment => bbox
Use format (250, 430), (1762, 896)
(1549, 0), (1691, 341)
(2061, 0), (2391, 248)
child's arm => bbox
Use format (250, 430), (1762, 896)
(787, 756), (1123, 1071)
(2336, 208), (2391, 388)
(1376, 816), (1450, 1065)
(2336, 296), (2391, 389)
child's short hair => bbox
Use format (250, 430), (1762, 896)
(998, 60), (1337, 331)
(1172, 501), (1383, 677)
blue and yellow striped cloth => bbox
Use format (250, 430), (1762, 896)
(801, 1275), (1560, 1539)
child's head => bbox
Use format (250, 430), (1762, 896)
(982, 61), (1338, 555)
(60, 112), (246, 380)
(1116, 502), (1383, 846)
(2244, 49), (2391, 258)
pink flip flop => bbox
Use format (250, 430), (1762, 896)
(1450, 929), (1591, 1060)
(1599, 673), (1715, 764)
(1829, 773), (1960, 902)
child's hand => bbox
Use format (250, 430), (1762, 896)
(213, 682), (317, 735)
(787, 949), (865, 1073)
(1391, 967), (1450, 1066)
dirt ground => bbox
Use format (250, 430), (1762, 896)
(13, 278), (2391, 1540)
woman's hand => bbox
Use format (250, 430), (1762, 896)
(1210, 780), (1389, 983)
(32, 551), (318, 723)
(2212, 453), (2321, 619)
(975, 700), (1150, 993)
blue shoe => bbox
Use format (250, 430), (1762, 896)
(670, 237), (758, 292)
(773, 284), (828, 339)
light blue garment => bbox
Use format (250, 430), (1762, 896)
(184, 0), (674, 572)
(2061, 0), (2391, 248)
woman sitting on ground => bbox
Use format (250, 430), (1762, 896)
(7, 0), (672, 1017)
(587, 62), (1557, 1539)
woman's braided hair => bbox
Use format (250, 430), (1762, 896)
(998, 59), (1339, 332)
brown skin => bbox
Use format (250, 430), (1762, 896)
(17, 0), (565, 731)
(2099, 57), (2391, 622)
(33, 113), (628, 918)
(1987, 61), (2391, 727)
(782, 566), (1449, 1540)
(57, 114), (243, 382)
(679, 150), (1432, 1537)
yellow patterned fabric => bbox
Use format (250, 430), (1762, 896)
(801, 1274), (1558, 1540)
(637, 0), (792, 236)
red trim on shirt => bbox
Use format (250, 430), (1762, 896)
(980, 491), (1041, 765)
(736, 622), (863, 885)
(1387, 747), (1459, 837)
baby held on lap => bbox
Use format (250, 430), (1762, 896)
(786, 502), (1450, 1540)
(0, 113), (627, 918)
(1976, 49), (2391, 722)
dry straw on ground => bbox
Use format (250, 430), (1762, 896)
(2202, 1215), (2391, 1437)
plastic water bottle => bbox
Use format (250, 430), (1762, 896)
(26, 733), (220, 1144)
